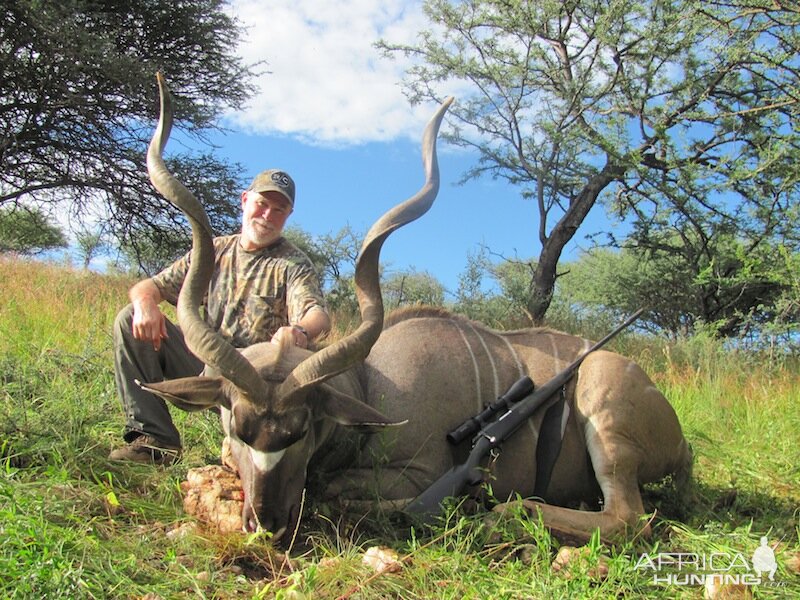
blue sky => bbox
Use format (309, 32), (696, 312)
(64, 0), (613, 297)
(195, 0), (617, 297)
(206, 127), (567, 296)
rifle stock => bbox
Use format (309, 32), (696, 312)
(405, 437), (491, 519)
(403, 385), (555, 523)
(404, 309), (644, 524)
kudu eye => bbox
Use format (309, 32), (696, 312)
(263, 409), (310, 451)
(232, 404), (310, 452)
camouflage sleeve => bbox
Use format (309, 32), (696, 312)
(286, 261), (328, 324)
(151, 252), (190, 306)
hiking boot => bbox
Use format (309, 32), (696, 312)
(108, 435), (182, 466)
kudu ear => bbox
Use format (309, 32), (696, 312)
(319, 383), (407, 432)
(137, 377), (228, 412)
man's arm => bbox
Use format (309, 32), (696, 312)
(271, 255), (332, 348)
(129, 278), (168, 351)
(272, 307), (331, 349)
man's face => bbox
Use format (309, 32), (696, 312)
(240, 190), (292, 250)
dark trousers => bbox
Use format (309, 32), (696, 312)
(113, 304), (204, 447)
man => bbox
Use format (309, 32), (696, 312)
(110, 169), (331, 465)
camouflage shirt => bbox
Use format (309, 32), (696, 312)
(152, 235), (327, 348)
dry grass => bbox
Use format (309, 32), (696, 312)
(0, 255), (132, 356)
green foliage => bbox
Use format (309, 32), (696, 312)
(116, 153), (244, 275)
(452, 248), (511, 327)
(449, 236), (799, 346)
(74, 230), (105, 269)
(2, 257), (798, 598)
(0, 205), (66, 255)
(556, 238), (799, 347)
(285, 225), (449, 322)
(382, 269), (445, 310)
(379, 0), (800, 322)
(283, 226), (329, 274)
(453, 249), (489, 318)
(118, 226), (191, 277)
(0, 0), (253, 264)
(451, 250), (534, 328)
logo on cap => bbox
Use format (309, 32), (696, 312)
(272, 172), (291, 188)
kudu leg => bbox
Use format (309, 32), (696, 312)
(502, 350), (683, 543)
(324, 464), (433, 502)
(496, 423), (651, 544)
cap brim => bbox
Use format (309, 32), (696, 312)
(250, 186), (294, 206)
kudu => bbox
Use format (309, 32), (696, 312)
(143, 73), (691, 544)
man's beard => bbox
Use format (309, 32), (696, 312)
(242, 216), (280, 247)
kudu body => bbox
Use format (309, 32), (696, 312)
(144, 74), (691, 543)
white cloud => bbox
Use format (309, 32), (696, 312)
(227, 0), (435, 145)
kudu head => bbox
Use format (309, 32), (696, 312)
(140, 73), (452, 539)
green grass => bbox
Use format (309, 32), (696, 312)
(1, 256), (798, 598)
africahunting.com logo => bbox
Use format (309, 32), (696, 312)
(634, 537), (785, 588)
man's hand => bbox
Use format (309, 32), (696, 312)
(129, 278), (168, 351)
(131, 299), (168, 351)
(271, 325), (308, 348)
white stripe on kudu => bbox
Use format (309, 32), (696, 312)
(451, 319), (483, 412)
(466, 320), (500, 398)
(249, 447), (286, 472)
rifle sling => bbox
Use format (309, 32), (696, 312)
(471, 385), (566, 503)
(532, 387), (566, 499)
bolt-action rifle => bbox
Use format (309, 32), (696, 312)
(404, 309), (644, 523)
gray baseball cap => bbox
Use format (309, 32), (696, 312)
(247, 169), (295, 206)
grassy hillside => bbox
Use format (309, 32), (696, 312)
(1, 256), (798, 598)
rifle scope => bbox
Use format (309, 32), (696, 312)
(446, 375), (535, 446)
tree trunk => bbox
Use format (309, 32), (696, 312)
(526, 162), (624, 324)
